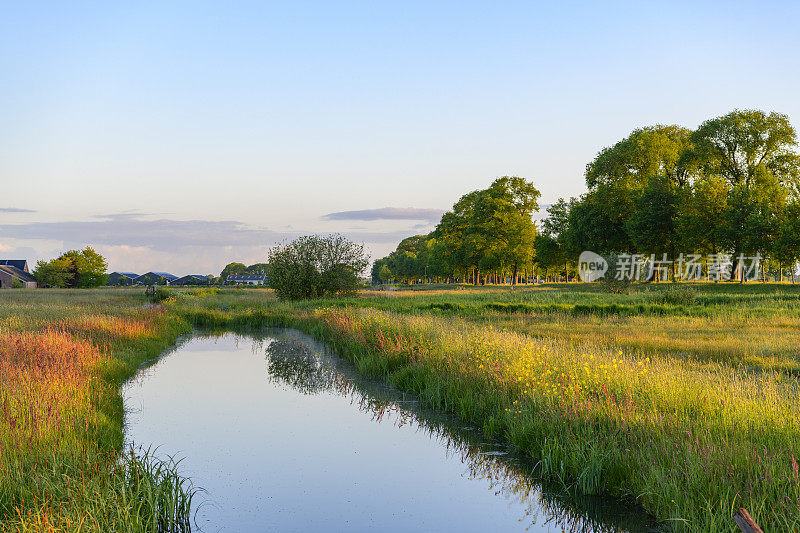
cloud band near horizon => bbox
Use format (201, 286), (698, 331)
(322, 207), (444, 221)
(0, 207), (36, 213)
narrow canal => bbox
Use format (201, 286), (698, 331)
(123, 329), (659, 532)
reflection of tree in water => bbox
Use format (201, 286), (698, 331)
(238, 330), (660, 532)
(261, 337), (339, 395)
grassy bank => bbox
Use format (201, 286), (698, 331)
(0, 290), (194, 532)
(2, 284), (800, 531)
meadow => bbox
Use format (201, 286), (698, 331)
(2, 283), (800, 531)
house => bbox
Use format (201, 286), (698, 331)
(0, 260), (37, 288)
(172, 274), (212, 286)
(107, 272), (139, 286)
(227, 274), (266, 286)
(133, 272), (179, 285)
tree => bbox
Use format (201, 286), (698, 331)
(33, 247), (108, 288)
(625, 175), (682, 280)
(539, 199), (575, 282)
(677, 175), (728, 256)
(583, 125), (694, 256)
(533, 233), (561, 281)
(562, 189), (632, 255)
(219, 262), (248, 284)
(587, 125), (694, 189)
(371, 258), (387, 284)
(267, 234), (369, 300)
(245, 263), (269, 274)
(683, 110), (799, 190)
(432, 190), (486, 284)
(378, 264), (393, 283)
(469, 176), (540, 284)
(774, 201), (800, 282)
(685, 110), (800, 279)
(383, 235), (428, 283)
(33, 256), (74, 288)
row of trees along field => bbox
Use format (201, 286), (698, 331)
(372, 109), (800, 284)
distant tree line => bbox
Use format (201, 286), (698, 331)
(218, 262), (269, 284)
(373, 109), (800, 284)
(373, 176), (540, 285)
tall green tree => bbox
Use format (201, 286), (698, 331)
(583, 125), (695, 255)
(685, 110), (800, 278)
(471, 176), (540, 284)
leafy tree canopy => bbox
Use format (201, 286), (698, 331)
(268, 234), (369, 300)
(33, 247), (108, 288)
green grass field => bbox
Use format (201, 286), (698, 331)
(2, 283), (800, 531)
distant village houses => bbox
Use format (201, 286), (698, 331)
(227, 274), (266, 286)
(0, 260), (37, 288)
(106, 272), (211, 286)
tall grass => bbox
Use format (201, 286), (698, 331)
(0, 290), (194, 531)
(305, 306), (800, 530)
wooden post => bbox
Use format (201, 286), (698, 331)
(733, 508), (763, 533)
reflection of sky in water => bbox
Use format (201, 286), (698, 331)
(123, 330), (660, 533)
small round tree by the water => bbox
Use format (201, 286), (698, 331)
(267, 234), (369, 300)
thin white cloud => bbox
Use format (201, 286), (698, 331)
(322, 207), (444, 222)
(0, 213), (417, 253)
(0, 207), (36, 213)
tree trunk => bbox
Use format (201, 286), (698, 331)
(512, 263), (518, 286)
(735, 251), (744, 284)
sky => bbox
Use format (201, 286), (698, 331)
(2, 1), (799, 275)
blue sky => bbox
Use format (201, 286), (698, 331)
(2, 1), (799, 274)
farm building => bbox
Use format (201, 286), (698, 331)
(107, 272), (139, 286)
(172, 274), (212, 286)
(134, 272), (179, 285)
(227, 274), (266, 286)
(0, 260), (37, 288)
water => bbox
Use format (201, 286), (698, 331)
(123, 329), (659, 532)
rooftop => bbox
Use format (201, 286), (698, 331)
(227, 274), (266, 281)
(0, 265), (36, 283)
(0, 260), (29, 272)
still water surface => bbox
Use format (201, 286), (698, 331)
(123, 329), (659, 532)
